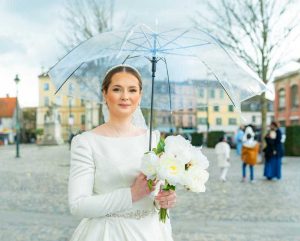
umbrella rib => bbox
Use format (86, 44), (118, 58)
(162, 57), (173, 113)
(202, 62), (237, 108)
(54, 62), (85, 95)
(158, 29), (190, 50)
(160, 43), (212, 52)
(139, 26), (153, 49)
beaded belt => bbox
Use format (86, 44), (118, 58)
(105, 209), (156, 220)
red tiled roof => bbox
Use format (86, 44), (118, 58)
(0, 97), (17, 118)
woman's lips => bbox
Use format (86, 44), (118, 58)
(118, 104), (131, 108)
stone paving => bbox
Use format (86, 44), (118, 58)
(0, 144), (299, 241)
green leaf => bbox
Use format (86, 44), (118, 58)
(147, 179), (153, 190)
(155, 138), (165, 155)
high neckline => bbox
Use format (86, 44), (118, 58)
(87, 129), (149, 139)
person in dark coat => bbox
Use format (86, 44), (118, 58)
(263, 121), (283, 180)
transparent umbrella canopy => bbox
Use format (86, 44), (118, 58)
(48, 24), (267, 149)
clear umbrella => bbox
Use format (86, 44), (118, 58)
(48, 24), (266, 149)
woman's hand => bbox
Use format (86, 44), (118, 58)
(155, 190), (177, 209)
(131, 173), (157, 203)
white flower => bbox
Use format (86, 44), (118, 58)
(141, 152), (159, 179)
(190, 146), (209, 169)
(157, 153), (185, 186)
(184, 165), (209, 193)
(164, 135), (192, 164)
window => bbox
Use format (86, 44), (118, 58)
(81, 115), (86, 125)
(291, 119), (299, 125)
(216, 118), (222, 125)
(43, 83), (49, 91)
(69, 83), (74, 94)
(213, 106), (219, 112)
(44, 96), (49, 106)
(291, 85), (299, 108)
(0, 118), (2, 125)
(228, 118), (237, 125)
(179, 116), (183, 126)
(81, 99), (85, 107)
(199, 89), (205, 98)
(199, 117), (207, 125)
(219, 90), (224, 99)
(58, 114), (61, 123)
(55, 96), (62, 106)
(228, 105), (234, 112)
(162, 116), (167, 124)
(210, 89), (215, 98)
(278, 88), (285, 110)
(252, 115), (256, 123)
(69, 97), (75, 107)
(188, 116), (193, 126)
(69, 114), (74, 125)
(250, 103), (257, 111)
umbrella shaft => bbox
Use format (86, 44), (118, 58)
(149, 56), (157, 151)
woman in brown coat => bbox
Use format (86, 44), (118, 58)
(241, 126), (259, 183)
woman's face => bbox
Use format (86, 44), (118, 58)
(103, 72), (141, 119)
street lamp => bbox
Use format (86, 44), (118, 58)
(14, 74), (20, 158)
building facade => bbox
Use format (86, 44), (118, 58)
(274, 69), (300, 127)
(0, 96), (19, 144)
(37, 73), (99, 141)
(241, 96), (274, 127)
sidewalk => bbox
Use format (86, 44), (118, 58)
(0, 144), (299, 241)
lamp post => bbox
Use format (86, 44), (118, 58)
(14, 74), (20, 158)
(68, 95), (74, 136)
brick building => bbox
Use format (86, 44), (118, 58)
(274, 67), (300, 127)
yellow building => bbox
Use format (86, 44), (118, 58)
(196, 85), (240, 134)
(37, 73), (99, 141)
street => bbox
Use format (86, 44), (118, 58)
(0, 144), (299, 241)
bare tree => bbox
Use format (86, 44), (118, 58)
(58, 0), (116, 124)
(193, 0), (300, 142)
(59, 0), (113, 50)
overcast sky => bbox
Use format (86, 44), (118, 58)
(0, 0), (299, 107)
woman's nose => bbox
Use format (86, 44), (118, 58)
(121, 91), (129, 100)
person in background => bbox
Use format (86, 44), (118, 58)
(263, 121), (283, 180)
(235, 125), (244, 156)
(215, 136), (231, 182)
(241, 126), (260, 183)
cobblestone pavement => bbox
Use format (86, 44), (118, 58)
(0, 144), (299, 241)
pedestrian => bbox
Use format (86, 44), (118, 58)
(263, 121), (283, 180)
(68, 65), (175, 241)
(215, 136), (231, 182)
(235, 125), (244, 156)
(241, 126), (259, 183)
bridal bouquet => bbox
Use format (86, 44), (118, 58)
(141, 135), (209, 223)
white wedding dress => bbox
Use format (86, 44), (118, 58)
(68, 130), (173, 241)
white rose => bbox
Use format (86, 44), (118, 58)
(164, 135), (192, 165)
(141, 152), (159, 179)
(190, 146), (209, 169)
(184, 165), (209, 193)
(157, 153), (185, 186)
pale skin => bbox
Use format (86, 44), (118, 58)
(93, 71), (176, 208)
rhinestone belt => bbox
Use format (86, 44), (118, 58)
(105, 209), (156, 220)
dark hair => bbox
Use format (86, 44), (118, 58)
(246, 133), (252, 140)
(270, 121), (278, 128)
(219, 136), (225, 142)
(101, 65), (142, 93)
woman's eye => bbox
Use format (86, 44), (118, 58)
(129, 89), (137, 92)
(112, 88), (120, 92)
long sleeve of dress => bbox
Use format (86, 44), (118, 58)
(68, 134), (133, 218)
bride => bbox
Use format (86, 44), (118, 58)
(68, 65), (176, 241)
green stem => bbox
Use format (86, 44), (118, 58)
(159, 181), (175, 223)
